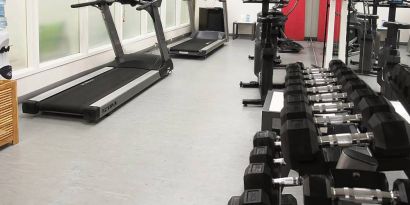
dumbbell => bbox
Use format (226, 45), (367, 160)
(280, 112), (410, 170)
(244, 163), (302, 204)
(356, 95), (395, 126)
(228, 189), (271, 205)
(287, 63), (354, 82)
(303, 175), (410, 205)
(288, 63), (354, 78)
(281, 102), (362, 126)
(348, 87), (377, 105)
(285, 79), (342, 93)
(250, 146), (288, 178)
(281, 94), (394, 125)
(228, 189), (297, 205)
(284, 86), (376, 111)
(285, 85), (348, 102)
(253, 131), (281, 154)
(286, 63), (331, 74)
(286, 71), (335, 80)
(288, 61), (348, 74)
(285, 72), (367, 94)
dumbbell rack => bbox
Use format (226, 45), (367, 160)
(228, 60), (410, 205)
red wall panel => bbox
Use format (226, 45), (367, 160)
(282, 0), (306, 41)
(317, 0), (342, 42)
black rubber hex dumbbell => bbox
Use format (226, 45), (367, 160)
(303, 175), (410, 205)
(285, 85), (348, 102)
(280, 113), (410, 171)
(348, 87), (377, 105)
(284, 86), (375, 108)
(228, 189), (271, 205)
(357, 95), (395, 126)
(253, 131), (281, 154)
(243, 163), (301, 205)
(281, 95), (395, 126)
(228, 189), (297, 205)
(249, 146), (288, 178)
(285, 78), (342, 93)
(280, 101), (362, 126)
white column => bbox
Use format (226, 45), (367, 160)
(338, 0), (348, 62)
(324, 0), (336, 68)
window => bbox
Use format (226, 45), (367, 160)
(39, 0), (80, 62)
(123, 6), (141, 39)
(180, 0), (190, 25)
(89, 6), (114, 49)
(146, 13), (155, 33)
(166, 0), (176, 28)
(5, 1), (28, 69)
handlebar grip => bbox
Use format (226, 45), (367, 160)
(71, 1), (101, 8)
(136, 0), (155, 10)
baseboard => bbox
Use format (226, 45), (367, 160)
(304, 37), (318, 41)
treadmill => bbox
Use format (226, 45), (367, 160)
(22, 0), (173, 122)
(169, 0), (229, 57)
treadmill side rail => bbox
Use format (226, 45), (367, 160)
(85, 70), (161, 122)
(27, 67), (114, 103)
(199, 39), (225, 55)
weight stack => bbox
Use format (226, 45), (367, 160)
(0, 80), (19, 147)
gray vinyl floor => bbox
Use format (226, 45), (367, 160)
(0, 39), (407, 205)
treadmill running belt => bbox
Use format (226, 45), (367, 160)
(171, 38), (217, 52)
(39, 68), (149, 114)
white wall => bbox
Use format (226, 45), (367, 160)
(196, 0), (269, 35)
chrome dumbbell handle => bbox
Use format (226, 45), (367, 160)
(318, 132), (374, 147)
(314, 114), (362, 125)
(305, 78), (337, 86)
(302, 68), (330, 74)
(308, 92), (348, 102)
(331, 187), (397, 204)
(304, 72), (334, 79)
(307, 85), (343, 94)
(272, 177), (303, 187)
(311, 102), (354, 113)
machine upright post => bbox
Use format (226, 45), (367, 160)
(100, 4), (125, 61)
(220, 0), (229, 42)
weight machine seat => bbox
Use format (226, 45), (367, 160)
(383, 21), (410, 30)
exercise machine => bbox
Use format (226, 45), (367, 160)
(22, 0), (173, 122)
(169, 0), (229, 57)
(375, 0), (410, 100)
(240, 0), (289, 106)
(277, 0), (304, 53)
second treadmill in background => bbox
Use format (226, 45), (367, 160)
(169, 0), (229, 57)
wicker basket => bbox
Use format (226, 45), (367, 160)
(0, 80), (19, 147)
